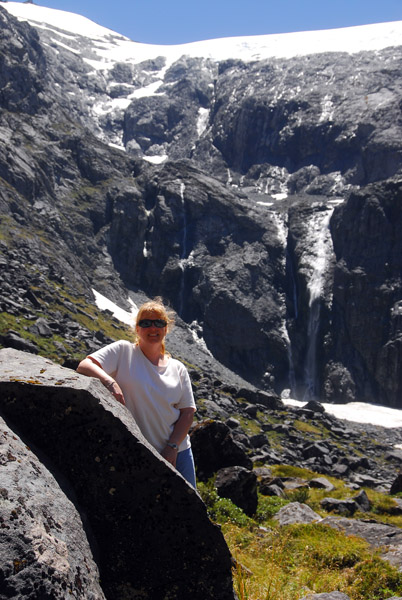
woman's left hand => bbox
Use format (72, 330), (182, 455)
(161, 445), (178, 467)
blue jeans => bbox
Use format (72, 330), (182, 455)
(176, 447), (196, 488)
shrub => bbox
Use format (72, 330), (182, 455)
(197, 479), (252, 527)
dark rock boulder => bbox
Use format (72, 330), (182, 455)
(350, 473), (384, 488)
(391, 473), (402, 495)
(190, 419), (253, 481)
(302, 441), (331, 460)
(0, 331), (39, 354)
(309, 477), (335, 491)
(304, 400), (326, 413)
(320, 497), (358, 516)
(353, 489), (371, 512)
(255, 391), (284, 410)
(0, 417), (106, 600)
(259, 482), (285, 497)
(249, 432), (269, 448)
(215, 466), (258, 516)
(0, 348), (236, 600)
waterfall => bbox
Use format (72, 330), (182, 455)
(178, 182), (187, 317)
(270, 212), (297, 393)
(303, 208), (334, 399)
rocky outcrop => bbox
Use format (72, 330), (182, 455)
(329, 177), (402, 406)
(0, 349), (236, 600)
(106, 159), (290, 387)
(190, 420), (253, 480)
(201, 48), (402, 190)
(215, 466), (258, 516)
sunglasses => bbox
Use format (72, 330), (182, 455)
(137, 319), (167, 328)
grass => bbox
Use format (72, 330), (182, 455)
(292, 419), (330, 438)
(198, 473), (402, 600)
(0, 279), (134, 364)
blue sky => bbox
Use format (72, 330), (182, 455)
(12, 0), (402, 44)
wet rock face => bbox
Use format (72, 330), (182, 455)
(203, 49), (402, 189)
(329, 178), (402, 405)
(108, 161), (290, 388)
(0, 349), (236, 600)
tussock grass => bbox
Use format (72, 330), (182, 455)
(198, 474), (402, 600)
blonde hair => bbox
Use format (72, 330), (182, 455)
(134, 297), (175, 356)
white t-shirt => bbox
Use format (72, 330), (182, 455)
(89, 341), (196, 453)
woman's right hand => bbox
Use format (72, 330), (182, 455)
(77, 358), (125, 406)
(104, 380), (125, 405)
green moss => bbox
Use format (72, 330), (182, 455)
(293, 419), (330, 438)
(235, 415), (263, 436)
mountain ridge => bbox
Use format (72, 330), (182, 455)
(5, 2), (402, 62)
(1, 3), (402, 406)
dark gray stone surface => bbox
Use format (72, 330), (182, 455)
(0, 348), (236, 600)
(0, 416), (105, 600)
(299, 593), (351, 600)
(215, 466), (258, 516)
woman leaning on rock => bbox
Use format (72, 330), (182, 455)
(77, 297), (197, 487)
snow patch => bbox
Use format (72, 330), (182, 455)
(132, 81), (165, 98)
(92, 289), (137, 325)
(283, 398), (402, 429)
(197, 107), (210, 136)
(142, 155), (168, 164)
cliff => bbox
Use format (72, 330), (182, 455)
(1, 4), (402, 405)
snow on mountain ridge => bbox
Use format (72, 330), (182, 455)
(4, 1), (402, 67)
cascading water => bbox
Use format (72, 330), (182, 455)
(303, 207), (334, 399)
(178, 181), (188, 317)
(270, 212), (297, 393)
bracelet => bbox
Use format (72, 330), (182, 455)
(105, 380), (115, 390)
(166, 442), (179, 451)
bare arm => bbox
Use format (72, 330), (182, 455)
(161, 407), (196, 467)
(76, 357), (125, 405)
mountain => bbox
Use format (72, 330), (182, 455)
(1, 2), (402, 406)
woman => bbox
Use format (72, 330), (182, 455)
(76, 297), (197, 487)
